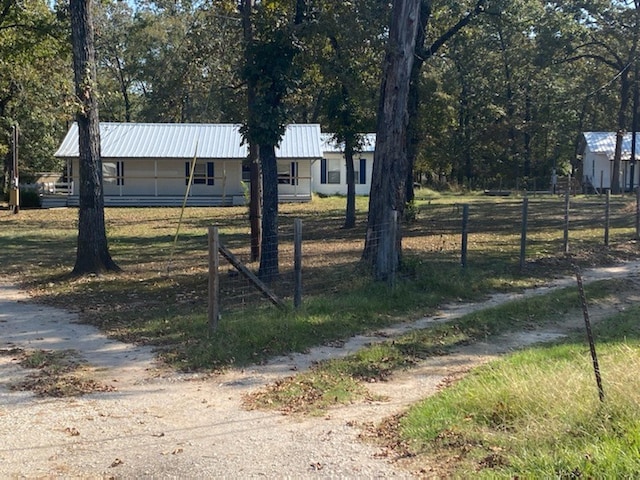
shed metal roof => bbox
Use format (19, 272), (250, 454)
(582, 132), (640, 158)
(320, 133), (376, 153)
(55, 123), (323, 159)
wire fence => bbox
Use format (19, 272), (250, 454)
(3, 192), (638, 331)
(204, 191), (640, 321)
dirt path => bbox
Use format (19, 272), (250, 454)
(1, 262), (639, 479)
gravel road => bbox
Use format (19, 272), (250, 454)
(1, 262), (639, 478)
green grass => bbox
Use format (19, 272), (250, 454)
(397, 292), (640, 478)
(243, 278), (623, 413)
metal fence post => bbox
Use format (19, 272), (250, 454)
(636, 187), (640, 240)
(520, 197), (528, 270)
(294, 218), (302, 308)
(604, 190), (610, 247)
(461, 204), (469, 269)
(208, 226), (220, 333)
(563, 189), (570, 254)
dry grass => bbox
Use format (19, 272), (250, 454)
(1, 191), (639, 369)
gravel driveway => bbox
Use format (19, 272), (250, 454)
(2, 262), (639, 478)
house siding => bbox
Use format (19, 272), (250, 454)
(580, 132), (640, 191)
(58, 123), (321, 206)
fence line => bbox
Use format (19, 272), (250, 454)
(171, 193), (640, 321)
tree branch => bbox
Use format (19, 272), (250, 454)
(418, 0), (488, 61)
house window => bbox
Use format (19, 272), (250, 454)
(278, 161), (299, 185)
(357, 158), (366, 185)
(186, 161), (214, 185)
(320, 158), (340, 184)
(242, 163), (251, 183)
(103, 161), (124, 186)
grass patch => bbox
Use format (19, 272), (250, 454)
(6, 348), (115, 397)
(395, 288), (640, 477)
(244, 279), (626, 414)
(245, 371), (375, 415)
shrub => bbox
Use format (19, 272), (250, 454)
(19, 188), (42, 208)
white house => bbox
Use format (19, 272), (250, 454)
(579, 131), (640, 192)
(54, 122), (323, 206)
(312, 133), (375, 196)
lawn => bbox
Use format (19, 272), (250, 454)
(1, 191), (639, 370)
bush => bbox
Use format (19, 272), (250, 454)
(19, 188), (42, 208)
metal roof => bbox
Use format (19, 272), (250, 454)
(55, 123), (323, 159)
(582, 132), (640, 158)
(320, 133), (376, 153)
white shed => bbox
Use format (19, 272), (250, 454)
(54, 122), (323, 206)
(313, 133), (375, 196)
(579, 132), (640, 192)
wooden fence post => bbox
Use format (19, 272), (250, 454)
(520, 197), (528, 270)
(294, 218), (302, 309)
(563, 189), (570, 254)
(461, 204), (469, 270)
(604, 190), (611, 247)
(208, 226), (220, 333)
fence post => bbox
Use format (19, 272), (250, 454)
(563, 189), (570, 254)
(388, 210), (398, 288)
(520, 196), (528, 270)
(599, 171), (604, 196)
(461, 204), (469, 270)
(208, 226), (220, 334)
(575, 268), (605, 403)
(294, 218), (302, 309)
(604, 190), (611, 247)
(636, 187), (640, 240)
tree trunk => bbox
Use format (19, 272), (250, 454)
(612, 130), (624, 194)
(404, 0), (429, 204)
(363, 0), (420, 281)
(343, 135), (356, 229)
(523, 90), (532, 178)
(612, 68), (632, 194)
(242, 0), (262, 262)
(249, 143), (262, 261)
(258, 144), (278, 281)
(70, 0), (119, 275)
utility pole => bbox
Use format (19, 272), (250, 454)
(9, 124), (19, 214)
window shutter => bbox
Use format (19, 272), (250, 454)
(185, 162), (190, 185)
(321, 158), (327, 184)
(359, 158), (366, 185)
(207, 162), (214, 185)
